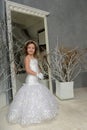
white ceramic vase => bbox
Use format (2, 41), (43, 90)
(56, 80), (74, 100)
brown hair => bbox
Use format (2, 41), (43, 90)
(24, 40), (38, 57)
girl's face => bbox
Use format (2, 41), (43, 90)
(27, 43), (35, 56)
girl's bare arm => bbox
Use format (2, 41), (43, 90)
(24, 56), (37, 76)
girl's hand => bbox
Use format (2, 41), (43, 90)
(37, 73), (44, 79)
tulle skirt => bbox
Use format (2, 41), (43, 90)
(7, 82), (58, 126)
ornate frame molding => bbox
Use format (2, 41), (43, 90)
(7, 1), (49, 17)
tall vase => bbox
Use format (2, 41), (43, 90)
(56, 80), (74, 100)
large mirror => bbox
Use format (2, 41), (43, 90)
(11, 11), (48, 91)
(6, 1), (51, 100)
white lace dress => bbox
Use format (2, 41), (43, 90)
(7, 59), (58, 126)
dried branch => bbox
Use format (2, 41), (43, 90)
(40, 45), (87, 82)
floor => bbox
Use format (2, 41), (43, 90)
(0, 87), (87, 130)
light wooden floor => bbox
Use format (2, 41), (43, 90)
(0, 87), (87, 130)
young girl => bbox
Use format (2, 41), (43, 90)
(7, 40), (58, 126)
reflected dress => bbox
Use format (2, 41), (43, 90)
(7, 59), (58, 125)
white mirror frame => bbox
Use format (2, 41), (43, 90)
(5, 0), (53, 97)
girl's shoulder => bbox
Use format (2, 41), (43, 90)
(24, 55), (31, 62)
(25, 55), (37, 61)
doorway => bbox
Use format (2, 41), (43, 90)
(6, 1), (51, 100)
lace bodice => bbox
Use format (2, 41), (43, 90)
(25, 58), (39, 84)
(30, 58), (39, 73)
